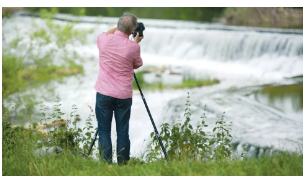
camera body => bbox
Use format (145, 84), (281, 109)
(132, 22), (145, 37)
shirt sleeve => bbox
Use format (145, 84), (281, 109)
(97, 32), (108, 50)
(133, 44), (143, 69)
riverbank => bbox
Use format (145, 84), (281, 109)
(132, 69), (220, 90)
(2, 126), (302, 176)
(2, 107), (302, 176)
(3, 7), (302, 29)
(2, 10), (302, 166)
(221, 7), (303, 29)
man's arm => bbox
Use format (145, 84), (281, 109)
(133, 45), (143, 69)
(106, 27), (118, 34)
(133, 32), (144, 69)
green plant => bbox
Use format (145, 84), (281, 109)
(146, 92), (233, 163)
(2, 95), (303, 175)
(211, 112), (233, 162)
(36, 96), (98, 155)
(79, 105), (97, 154)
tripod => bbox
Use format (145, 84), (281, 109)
(87, 72), (169, 162)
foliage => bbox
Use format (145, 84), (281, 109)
(173, 77), (220, 89)
(211, 112), (233, 162)
(25, 7), (303, 29)
(2, 93), (303, 175)
(2, 8), (93, 116)
(133, 71), (220, 90)
(223, 7), (303, 29)
(26, 7), (226, 22)
(146, 92), (233, 162)
(35, 96), (97, 154)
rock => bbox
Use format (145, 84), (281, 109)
(2, 7), (23, 14)
(143, 67), (167, 73)
(34, 146), (63, 157)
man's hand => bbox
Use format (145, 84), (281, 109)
(106, 27), (118, 34)
(133, 32), (144, 44)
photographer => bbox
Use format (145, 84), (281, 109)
(94, 12), (143, 164)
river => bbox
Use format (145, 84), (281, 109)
(3, 12), (303, 159)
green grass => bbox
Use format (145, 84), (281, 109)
(132, 71), (220, 90)
(2, 147), (302, 176)
(173, 78), (220, 89)
(2, 55), (83, 99)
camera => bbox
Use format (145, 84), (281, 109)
(132, 22), (145, 37)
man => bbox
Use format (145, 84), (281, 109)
(94, 12), (143, 164)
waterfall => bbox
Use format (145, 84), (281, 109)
(141, 28), (303, 61)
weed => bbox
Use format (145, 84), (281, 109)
(146, 92), (233, 163)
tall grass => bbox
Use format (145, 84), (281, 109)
(2, 146), (302, 176)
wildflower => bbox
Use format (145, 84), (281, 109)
(184, 146), (191, 152)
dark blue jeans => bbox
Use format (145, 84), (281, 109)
(95, 92), (132, 164)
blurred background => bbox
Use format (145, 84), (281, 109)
(2, 7), (303, 157)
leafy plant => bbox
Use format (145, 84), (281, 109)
(146, 92), (233, 162)
(211, 112), (233, 161)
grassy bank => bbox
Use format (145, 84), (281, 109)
(132, 71), (220, 90)
(2, 93), (302, 176)
(2, 56), (83, 99)
(3, 116), (302, 176)
(173, 78), (220, 89)
(2, 151), (302, 176)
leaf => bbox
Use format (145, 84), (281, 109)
(213, 127), (217, 132)
(150, 132), (154, 138)
(200, 131), (206, 136)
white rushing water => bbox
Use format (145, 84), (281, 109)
(3, 13), (303, 158)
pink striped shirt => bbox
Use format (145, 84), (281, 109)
(94, 30), (143, 99)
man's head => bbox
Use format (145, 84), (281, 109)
(117, 12), (138, 36)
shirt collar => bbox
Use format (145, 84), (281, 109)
(114, 30), (129, 38)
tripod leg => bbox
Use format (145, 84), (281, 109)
(87, 129), (99, 156)
(133, 72), (169, 162)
